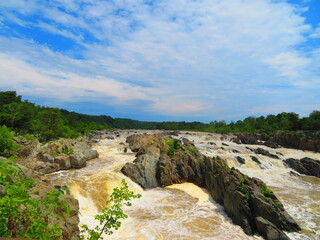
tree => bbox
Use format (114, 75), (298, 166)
(31, 108), (76, 141)
(0, 125), (18, 157)
(0, 91), (21, 107)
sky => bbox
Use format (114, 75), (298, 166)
(0, 0), (319, 122)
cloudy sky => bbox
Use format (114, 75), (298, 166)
(0, 0), (319, 122)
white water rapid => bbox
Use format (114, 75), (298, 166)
(48, 130), (320, 240)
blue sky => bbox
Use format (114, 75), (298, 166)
(0, 0), (319, 122)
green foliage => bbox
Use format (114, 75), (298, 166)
(0, 91), (21, 107)
(166, 139), (182, 157)
(185, 146), (197, 155)
(241, 184), (247, 194)
(240, 178), (249, 199)
(261, 183), (271, 196)
(62, 146), (74, 156)
(0, 125), (18, 157)
(225, 165), (231, 173)
(0, 158), (70, 239)
(212, 169), (219, 175)
(274, 201), (281, 207)
(245, 192), (250, 200)
(81, 179), (141, 240)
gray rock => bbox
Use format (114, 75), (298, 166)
(251, 156), (261, 164)
(254, 148), (280, 159)
(255, 217), (290, 240)
(284, 157), (320, 178)
(236, 156), (246, 164)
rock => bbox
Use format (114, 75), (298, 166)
(255, 217), (290, 240)
(122, 134), (300, 240)
(232, 149), (240, 153)
(208, 142), (216, 145)
(55, 156), (71, 170)
(251, 156), (261, 164)
(122, 152), (160, 188)
(272, 131), (320, 152)
(233, 133), (260, 145)
(284, 157), (320, 178)
(236, 156), (246, 164)
(254, 148), (280, 159)
(220, 135), (228, 141)
(26, 138), (99, 174)
(222, 143), (229, 146)
(230, 137), (242, 144)
(289, 171), (300, 177)
(265, 141), (280, 149)
(70, 152), (86, 169)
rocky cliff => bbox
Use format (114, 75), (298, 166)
(232, 131), (320, 152)
(122, 134), (301, 240)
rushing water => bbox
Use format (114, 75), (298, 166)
(48, 130), (320, 240)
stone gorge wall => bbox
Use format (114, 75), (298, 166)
(122, 133), (300, 240)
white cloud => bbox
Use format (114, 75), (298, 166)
(310, 23), (320, 38)
(263, 52), (311, 78)
(0, 0), (319, 119)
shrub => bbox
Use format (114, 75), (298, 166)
(0, 157), (70, 239)
(261, 183), (271, 196)
(166, 139), (182, 157)
(0, 125), (18, 157)
(274, 201), (281, 207)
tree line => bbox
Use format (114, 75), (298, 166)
(0, 91), (319, 141)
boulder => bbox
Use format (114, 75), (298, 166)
(251, 156), (261, 165)
(254, 148), (280, 159)
(255, 217), (290, 240)
(232, 134), (260, 145)
(236, 156), (246, 164)
(284, 157), (320, 178)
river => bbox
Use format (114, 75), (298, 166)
(48, 130), (320, 240)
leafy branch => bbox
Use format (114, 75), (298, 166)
(81, 179), (141, 240)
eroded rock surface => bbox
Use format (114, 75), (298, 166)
(122, 134), (300, 240)
(24, 138), (99, 174)
(284, 157), (320, 178)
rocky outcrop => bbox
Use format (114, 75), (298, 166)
(236, 156), (246, 164)
(231, 131), (320, 152)
(253, 148), (280, 159)
(272, 131), (320, 152)
(25, 138), (99, 174)
(251, 156), (261, 164)
(284, 157), (320, 178)
(122, 134), (300, 240)
(231, 133), (261, 145)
